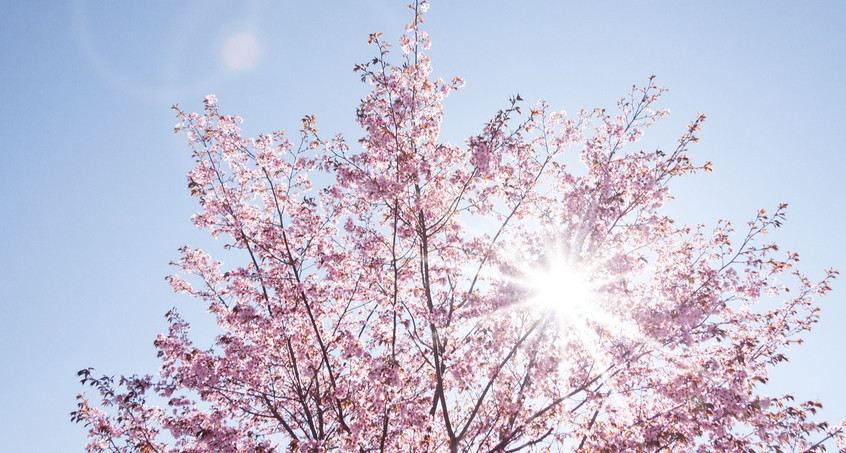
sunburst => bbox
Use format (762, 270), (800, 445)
(510, 241), (634, 347)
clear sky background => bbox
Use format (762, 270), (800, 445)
(1, 1), (844, 450)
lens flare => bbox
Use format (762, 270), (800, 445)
(222, 32), (260, 71)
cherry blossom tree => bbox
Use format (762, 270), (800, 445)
(73, 2), (844, 451)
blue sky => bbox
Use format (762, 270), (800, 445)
(1, 1), (844, 450)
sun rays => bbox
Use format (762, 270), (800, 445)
(505, 238), (640, 352)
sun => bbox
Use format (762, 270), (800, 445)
(521, 257), (599, 324)
(514, 248), (624, 342)
(526, 259), (597, 318)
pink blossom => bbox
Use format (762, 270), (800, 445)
(73, 2), (842, 452)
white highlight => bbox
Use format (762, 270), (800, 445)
(527, 260), (596, 319)
(522, 256), (607, 337)
(222, 32), (260, 71)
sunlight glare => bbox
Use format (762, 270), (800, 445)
(525, 259), (598, 325)
(530, 262), (594, 314)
